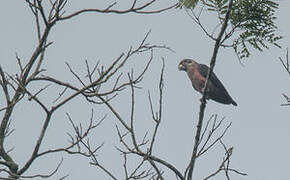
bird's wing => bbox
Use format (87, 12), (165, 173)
(197, 64), (228, 92)
(197, 64), (237, 106)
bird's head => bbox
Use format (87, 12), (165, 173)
(178, 59), (195, 71)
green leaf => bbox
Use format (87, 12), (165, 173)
(178, 0), (200, 9)
(229, 0), (281, 59)
(182, 0), (282, 59)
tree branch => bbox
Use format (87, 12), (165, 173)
(58, 1), (178, 21)
(186, 0), (234, 179)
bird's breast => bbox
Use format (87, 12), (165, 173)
(187, 69), (206, 93)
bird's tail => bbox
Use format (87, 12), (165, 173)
(231, 100), (237, 106)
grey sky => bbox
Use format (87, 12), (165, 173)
(0, 0), (289, 179)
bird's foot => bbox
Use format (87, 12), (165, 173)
(199, 97), (208, 103)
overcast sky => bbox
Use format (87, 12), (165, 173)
(0, 1), (289, 180)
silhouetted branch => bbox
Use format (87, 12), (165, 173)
(0, 158), (63, 179)
(279, 48), (290, 75)
(1, 0), (176, 179)
(186, 1), (234, 179)
(107, 58), (184, 179)
(281, 94), (290, 106)
(185, 8), (216, 41)
(66, 114), (115, 180)
(148, 58), (164, 155)
(18, 111), (53, 175)
(204, 141), (247, 180)
(37, 110), (104, 158)
(279, 48), (290, 106)
(58, 1), (178, 21)
(197, 116), (231, 158)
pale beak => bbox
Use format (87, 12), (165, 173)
(178, 63), (184, 71)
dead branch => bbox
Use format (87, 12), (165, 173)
(197, 116), (231, 158)
(204, 141), (247, 180)
(37, 110), (105, 158)
(1, 0), (175, 179)
(0, 158), (63, 179)
(108, 58), (184, 180)
(58, 1), (178, 21)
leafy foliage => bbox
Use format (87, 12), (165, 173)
(177, 0), (200, 9)
(179, 0), (282, 59)
(230, 0), (282, 58)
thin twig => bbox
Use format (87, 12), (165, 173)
(59, 2), (178, 21)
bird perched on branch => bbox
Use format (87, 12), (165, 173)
(178, 59), (237, 106)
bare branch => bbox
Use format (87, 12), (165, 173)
(65, 62), (86, 87)
(204, 141), (247, 180)
(1, 1), (177, 179)
(185, 9), (216, 41)
(58, 2), (178, 21)
(0, 67), (10, 104)
(18, 111), (52, 175)
(37, 110), (105, 158)
(36, 0), (48, 26)
(186, 1), (234, 179)
(133, 151), (184, 180)
(148, 58), (165, 154)
(0, 158), (63, 179)
(197, 117), (232, 157)
(128, 72), (139, 151)
(279, 48), (290, 106)
(279, 48), (290, 75)
(281, 93), (290, 106)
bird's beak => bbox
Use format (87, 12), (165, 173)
(178, 63), (185, 71)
